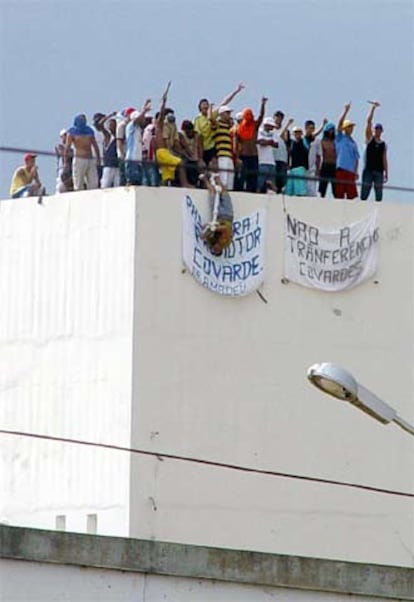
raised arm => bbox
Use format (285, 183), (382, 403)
(314, 117), (328, 137)
(365, 101), (380, 143)
(133, 99), (152, 127)
(337, 102), (351, 131)
(256, 96), (267, 128)
(96, 111), (116, 129)
(157, 82), (171, 126)
(280, 117), (294, 140)
(30, 164), (41, 186)
(101, 112), (117, 146)
(217, 82), (245, 108)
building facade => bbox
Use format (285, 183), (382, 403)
(1, 188), (413, 568)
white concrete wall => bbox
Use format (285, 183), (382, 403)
(129, 188), (414, 567)
(1, 186), (413, 566)
(0, 559), (392, 602)
(0, 188), (136, 535)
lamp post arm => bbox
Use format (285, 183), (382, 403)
(393, 415), (414, 437)
(356, 385), (397, 424)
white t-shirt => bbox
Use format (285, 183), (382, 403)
(257, 128), (276, 164)
(93, 128), (105, 162)
(116, 119), (127, 159)
(273, 127), (288, 163)
(308, 138), (322, 171)
(125, 121), (143, 161)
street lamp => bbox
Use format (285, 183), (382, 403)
(307, 362), (414, 437)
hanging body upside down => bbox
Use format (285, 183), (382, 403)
(200, 173), (234, 256)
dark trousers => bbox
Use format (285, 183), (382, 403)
(119, 160), (126, 186)
(318, 163), (336, 197)
(360, 169), (384, 202)
(239, 155), (258, 193)
(275, 160), (288, 193)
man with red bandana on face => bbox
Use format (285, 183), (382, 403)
(235, 97), (267, 192)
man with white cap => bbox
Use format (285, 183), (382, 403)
(256, 116), (277, 192)
(285, 123), (308, 196)
(210, 105), (235, 189)
(360, 101), (388, 202)
(335, 102), (360, 199)
(124, 99), (152, 186)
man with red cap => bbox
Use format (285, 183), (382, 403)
(9, 153), (44, 198)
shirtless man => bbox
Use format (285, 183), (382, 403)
(65, 114), (101, 190)
(154, 82), (193, 188)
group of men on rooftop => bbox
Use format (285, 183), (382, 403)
(9, 83), (388, 203)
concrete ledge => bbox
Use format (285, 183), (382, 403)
(1, 525), (413, 600)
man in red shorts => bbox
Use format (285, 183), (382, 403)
(334, 102), (360, 199)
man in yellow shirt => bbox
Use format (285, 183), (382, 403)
(10, 153), (44, 198)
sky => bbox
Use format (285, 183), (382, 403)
(0, 0), (413, 201)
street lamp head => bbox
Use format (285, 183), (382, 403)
(307, 363), (358, 402)
(306, 362), (414, 434)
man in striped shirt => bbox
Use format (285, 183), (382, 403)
(211, 105), (235, 190)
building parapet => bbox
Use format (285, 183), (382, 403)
(1, 525), (413, 600)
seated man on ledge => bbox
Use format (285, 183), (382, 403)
(10, 153), (44, 198)
(200, 171), (234, 257)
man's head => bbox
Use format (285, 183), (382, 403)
(24, 153), (37, 168)
(93, 113), (105, 130)
(59, 129), (67, 142)
(342, 119), (355, 136)
(218, 105), (233, 124)
(263, 117), (275, 132)
(274, 110), (284, 127)
(198, 98), (209, 116)
(292, 125), (303, 140)
(74, 114), (87, 128)
(181, 120), (195, 137)
(164, 108), (176, 124)
(374, 123), (383, 139)
(108, 118), (117, 136)
(323, 122), (336, 139)
(242, 108), (254, 123)
(122, 107), (136, 121)
(235, 112), (243, 124)
(304, 120), (315, 137)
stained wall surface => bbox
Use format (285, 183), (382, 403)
(129, 188), (414, 567)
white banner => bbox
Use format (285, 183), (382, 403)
(284, 211), (379, 291)
(182, 195), (266, 297)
